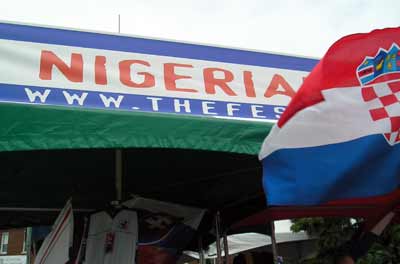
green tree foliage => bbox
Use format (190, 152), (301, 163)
(290, 217), (400, 264)
(358, 224), (400, 264)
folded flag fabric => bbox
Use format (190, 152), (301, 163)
(34, 199), (73, 264)
(259, 27), (400, 205)
(124, 197), (205, 264)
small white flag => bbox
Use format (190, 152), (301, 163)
(34, 200), (73, 264)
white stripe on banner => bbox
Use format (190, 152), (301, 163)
(0, 38), (308, 121)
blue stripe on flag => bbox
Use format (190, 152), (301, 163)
(262, 135), (400, 205)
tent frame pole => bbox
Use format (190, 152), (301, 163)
(270, 220), (279, 263)
(215, 211), (223, 264)
(26, 227), (32, 264)
(115, 149), (123, 201)
(223, 231), (229, 264)
(198, 235), (205, 264)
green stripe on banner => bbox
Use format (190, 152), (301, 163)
(0, 102), (272, 154)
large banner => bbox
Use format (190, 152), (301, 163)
(0, 22), (317, 122)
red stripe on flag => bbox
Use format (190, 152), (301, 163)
(278, 27), (400, 128)
(232, 189), (400, 229)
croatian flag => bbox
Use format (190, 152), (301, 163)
(259, 28), (400, 205)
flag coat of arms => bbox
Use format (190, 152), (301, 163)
(259, 27), (400, 205)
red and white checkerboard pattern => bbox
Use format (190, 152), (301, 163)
(362, 80), (400, 145)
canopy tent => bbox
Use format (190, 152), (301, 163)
(0, 102), (271, 154)
(184, 232), (313, 260)
(0, 21), (319, 236)
(0, 102), (272, 227)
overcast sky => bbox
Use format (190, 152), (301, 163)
(1, 0), (399, 58)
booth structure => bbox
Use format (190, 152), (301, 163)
(0, 21), (320, 262)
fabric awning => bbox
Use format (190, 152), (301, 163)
(0, 102), (271, 154)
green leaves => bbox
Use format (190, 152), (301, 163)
(291, 218), (400, 264)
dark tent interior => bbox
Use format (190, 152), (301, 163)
(0, 148), (267, 234)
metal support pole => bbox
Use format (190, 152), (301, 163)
(26, 227), (32, 264)
(215, 212), (222, 264)
(115, 149), (123, 201)
(270, 221), (279, 264)
(198, 236), (205, 264)
(223, 232), (229, 264)
(118, 14), (121, 33)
